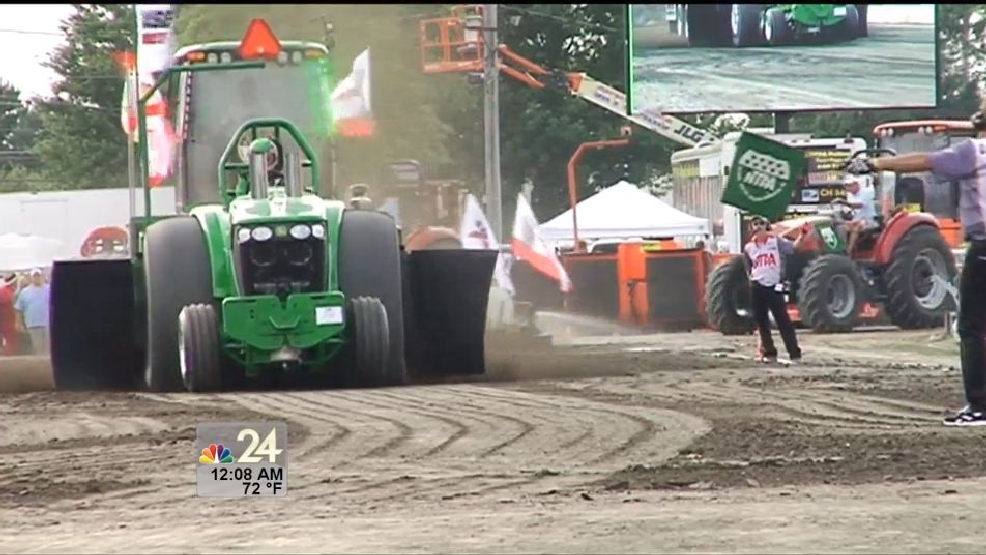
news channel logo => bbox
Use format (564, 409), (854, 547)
(195, 421), (288, 498)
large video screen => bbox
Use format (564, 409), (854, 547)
(627, 4), (938, 114)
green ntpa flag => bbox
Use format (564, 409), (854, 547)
(721, 132), (806, 221)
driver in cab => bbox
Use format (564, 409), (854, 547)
(843, 174), (877, 253)
(233, 137), (285, 198)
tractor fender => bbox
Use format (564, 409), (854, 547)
(873, 212), (940, 266)
(185, 208), (237, 299)
(404, 226), (461, 251)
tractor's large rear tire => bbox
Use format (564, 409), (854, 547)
(855, 4), (869, 37)
(838, 4), (861, 41)
(705, 256), (755, 335)
(883, 226), (957, 329)
(797, 254), (864, 333)
(144, 216), (214, 392)
(179, 303), (224, 392)
(732, 4), (766, 47)
(50, 259), (141, 390)
(338, 210), (407, 387)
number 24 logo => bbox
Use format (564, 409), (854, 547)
(238, 428), (283, 463)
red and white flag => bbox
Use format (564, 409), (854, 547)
(460, 194), (514, 294)
(118, 56), (176, 187)
(331, 48), (374, 137)
(511, 193), (573, 292)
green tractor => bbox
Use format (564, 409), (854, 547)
(674, 4), (867, 48)
(48, 19), (497, 392)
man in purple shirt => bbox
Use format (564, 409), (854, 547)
(848, 127), (986, 426)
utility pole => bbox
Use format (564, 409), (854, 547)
(482, 4), (503, 240)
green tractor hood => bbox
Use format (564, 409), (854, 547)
(228, 190), (331, 226)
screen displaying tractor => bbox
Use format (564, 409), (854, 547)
(705, 148), (957, 335)
(48, 19), (498, 393)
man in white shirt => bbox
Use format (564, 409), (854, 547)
(743, 216), (805, 363)
(844, 175), (878, 253)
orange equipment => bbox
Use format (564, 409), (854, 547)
(80, 226), (130, 257)
(872, 120), (974, 249)
(567, 129), (632, 252)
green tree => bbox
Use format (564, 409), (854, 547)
(0, 81), (44, 178)
(0, 80), (21, 152)
(32, 4), (134, 190)
(175, 4), (465, 188)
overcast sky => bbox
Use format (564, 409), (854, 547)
(0, 4), (74, 100)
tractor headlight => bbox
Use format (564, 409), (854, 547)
(311, 224), (326, 240)
(289, 224), (312, 240)
(237, 227), (252, 244)
(251, 226), (274, 242)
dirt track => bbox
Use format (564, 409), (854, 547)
(631, 23), (936, 113)
(2, 327), (983, 554)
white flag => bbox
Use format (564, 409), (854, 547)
(511, 193), (572, 292)
(459, 194), (514, 295)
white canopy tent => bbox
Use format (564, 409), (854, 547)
(539, 181), (709, 242)
(0, 233), (66, 273)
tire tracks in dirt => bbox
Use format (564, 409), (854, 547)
(537, 370), (939, 432)
(199, 383), (709, 505)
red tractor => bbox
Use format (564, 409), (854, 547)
(374, 160), (466, 251)
(706, 149), (958, 334)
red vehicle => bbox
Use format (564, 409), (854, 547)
(377, 160), (466, 251)
(872, 120), (974, 249)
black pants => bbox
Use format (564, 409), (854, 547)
(959, 241), (986, 408)
(751, 282), (801, 359)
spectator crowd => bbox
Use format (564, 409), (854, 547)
(0, 268), (51, 357)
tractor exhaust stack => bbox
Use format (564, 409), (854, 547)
(284, 151), (303, 197)
(249, 150), (270, 199)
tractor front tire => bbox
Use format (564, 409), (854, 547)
(764, 7), (792, 46)
(338, 210), (407, 386)
(346, 296), (392, 387)
(883, 226), (957, 329)
(144, 216), (214, 392)
(797, 254), (864, 333)
(179, 303), (224, 392)
(705, 256), (755, 335)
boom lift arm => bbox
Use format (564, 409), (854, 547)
(420, 5), (716, 148)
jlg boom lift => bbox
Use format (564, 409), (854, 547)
(419, 5), (716, 148)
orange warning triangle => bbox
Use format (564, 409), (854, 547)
(238, 19), (282, 60)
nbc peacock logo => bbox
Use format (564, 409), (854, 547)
(199, 443), (236, 464)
